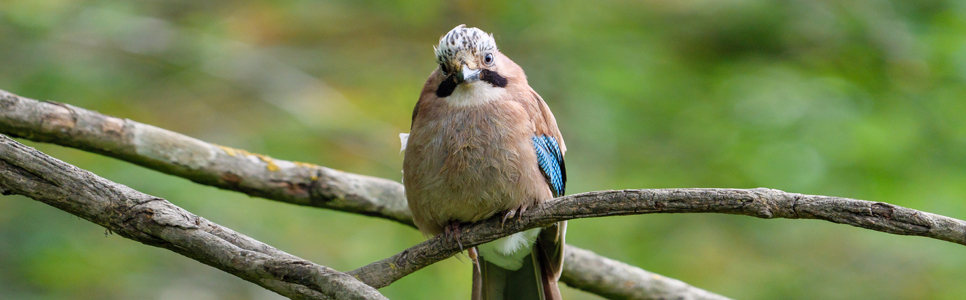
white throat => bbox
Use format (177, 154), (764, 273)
(444, 81), (503, 107)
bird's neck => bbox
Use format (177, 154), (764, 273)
(444, 81), (505, 107)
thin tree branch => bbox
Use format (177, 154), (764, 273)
(348, 188), (966, 288)
(0, 134), (386, 300)
(0, 89), (726, 299)
(562, 246), (730, 300)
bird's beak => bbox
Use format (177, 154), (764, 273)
(460, 64), (482, 83)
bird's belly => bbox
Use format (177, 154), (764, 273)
(405, 120), (538, 234)
(428, 135), (525, 221)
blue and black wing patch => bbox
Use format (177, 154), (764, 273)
(532, 135), (566, 197)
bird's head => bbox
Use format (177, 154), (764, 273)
(433, 25), (509, 98)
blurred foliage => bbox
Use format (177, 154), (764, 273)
(2, 0), (966, 299)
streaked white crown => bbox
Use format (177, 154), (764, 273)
(435, 25), (497, 65)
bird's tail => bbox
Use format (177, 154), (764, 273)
(472, 222), (566, 300)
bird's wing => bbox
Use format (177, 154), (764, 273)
(531, 135), (566, 197)
(526, 90), (567, 197)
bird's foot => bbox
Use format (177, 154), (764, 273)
(501, 205), (529, 227)
(468, 247), (480, 267)
(444, 220), (464, 250)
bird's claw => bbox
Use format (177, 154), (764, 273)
(501, 205), (529, 228)
(444, 220), (464, 250)
(501, 210), (516, 227)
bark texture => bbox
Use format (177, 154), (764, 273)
(562, 246), (730, 300)
(0, 90), (411, 225)
(0, 134), (385, 300)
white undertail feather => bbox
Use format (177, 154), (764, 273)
(399, 133), (409, 183)
(477, 228), (541, 270)
(399, 133), (409, 153)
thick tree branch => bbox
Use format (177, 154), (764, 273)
(0, 134), (386, 300)
(348, 188), (966, 289)
(0, 89), (725, 299)
(0, 90), (411, 225)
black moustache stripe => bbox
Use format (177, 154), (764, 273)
(435, 70), (508, 98)
(481, 69), (508, 87)
(436, 76), (457, 97)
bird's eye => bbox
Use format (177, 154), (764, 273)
(439, 63), (449, 75)
(484, 53), (494, 65)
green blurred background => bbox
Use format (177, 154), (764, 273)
(2, 0), (966, 299)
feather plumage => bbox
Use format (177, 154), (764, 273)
(404, 25), (567, 300)
(531, 135), (566, 197)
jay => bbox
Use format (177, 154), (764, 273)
(402, 25), (567, 300)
